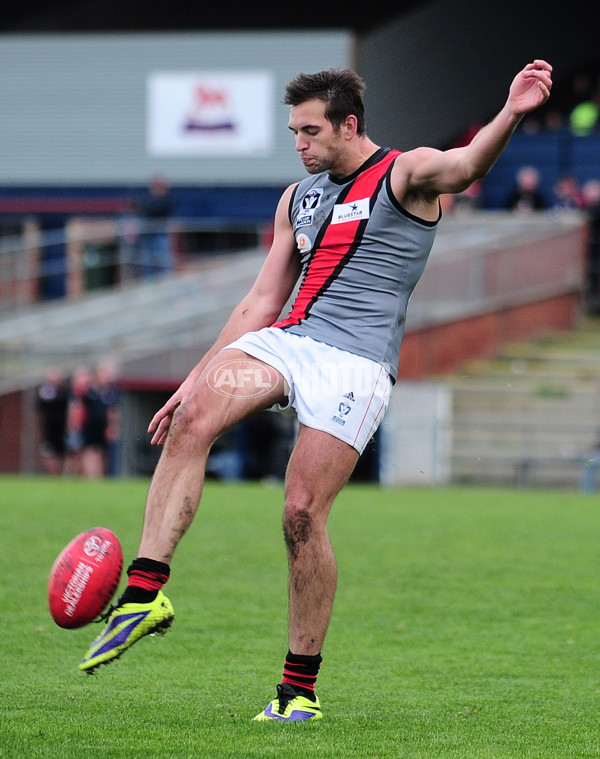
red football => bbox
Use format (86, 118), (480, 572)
(48, 527), (123, 629)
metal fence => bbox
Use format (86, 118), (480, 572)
(0, 215), (267, 314)
(406, 210), (586, 331)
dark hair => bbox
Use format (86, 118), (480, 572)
(283, 68), (367, 135)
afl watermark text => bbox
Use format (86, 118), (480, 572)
(286, 361), (381, 396)
(208, 359), (279, 398)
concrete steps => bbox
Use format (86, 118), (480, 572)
(446, 319), (600, 488)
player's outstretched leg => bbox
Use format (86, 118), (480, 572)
(79, 591), (174, 673)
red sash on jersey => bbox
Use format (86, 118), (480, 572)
(273, 148), (400, 329)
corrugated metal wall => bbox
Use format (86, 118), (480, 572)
(0, 32), (351, 186)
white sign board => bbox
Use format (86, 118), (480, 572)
(147, 71), (275, 156)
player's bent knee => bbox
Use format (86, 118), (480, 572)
(283, 492), (330, 550)
(170, 400), (219, 450)
(283, 506), (314, 558)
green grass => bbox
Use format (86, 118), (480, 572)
(1, 475), (599, 758)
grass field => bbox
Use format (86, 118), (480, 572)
(1, 474), (599, 758)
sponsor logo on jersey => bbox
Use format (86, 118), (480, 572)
(331, 197), (370, 224)
(296, 214), (313, 227)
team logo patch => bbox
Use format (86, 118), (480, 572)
(301, 188), (323, 211)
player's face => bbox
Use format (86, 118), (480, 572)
(288, 99), (349, 176)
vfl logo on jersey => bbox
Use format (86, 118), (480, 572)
(297, 189), (323, 227)
(302, 188), (323, 211)
(332, 401), (352, 426)
(331, 197), (370, 224)
(296, 232), (313, 252)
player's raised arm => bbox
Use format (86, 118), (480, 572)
(395, 59), (553, 202)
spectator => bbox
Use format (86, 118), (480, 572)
(137, 176), (174, 278)
(582, 178), (600, 212)
(118, 197), (141, 282)
(205, 426), (245, 482)
(568, 72), (600, 136)
(505, 165), (548, 212)
(444, 179), (483, 214)
(541, 107), (567, 131)
(582, 178), (600, 310)
(565, 71), (595, 113)
(570, 99), (600, 136)
(65, 366), (91, 476)
(97, 360), (122, 477)
(551, 174), (584, 211)
(243, 410), (296, 483)
(80, 362), (121, 479)
(581, 432), (600, 494)
(35, 367), (70, 475)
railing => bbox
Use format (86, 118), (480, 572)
(0, 210), (586, 319)
(0, 216), (267, 314)
(406, 210), (587, 331)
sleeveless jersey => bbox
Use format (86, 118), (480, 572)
(272, 147), (439, 381)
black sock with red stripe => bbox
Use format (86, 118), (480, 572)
(117, 557), (170, 605)
(281, 650), (322, 702)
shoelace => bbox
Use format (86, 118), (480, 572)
(276, 683), (300, 715)
(93, 604), (118, 624)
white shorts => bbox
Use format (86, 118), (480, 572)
(225, 327), (392, 454)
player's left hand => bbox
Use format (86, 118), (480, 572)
(148, 391), (184, 445)
(509, 59), (553, 115)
